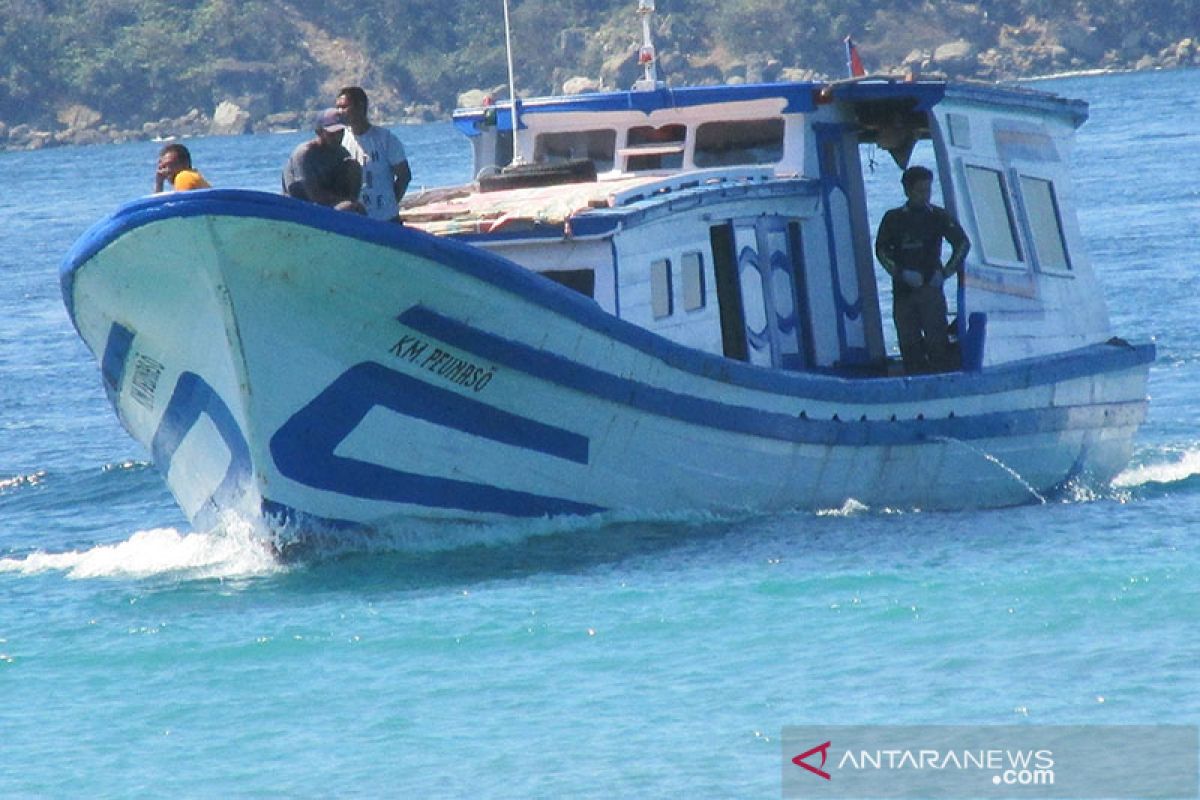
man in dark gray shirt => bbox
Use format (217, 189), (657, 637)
(282, 108), (363, 211)
(876, 165), (971, 374)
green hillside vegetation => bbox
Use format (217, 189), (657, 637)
(1, 0), (1196, 140)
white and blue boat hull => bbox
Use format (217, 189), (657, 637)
(62, 191), (1152, 541)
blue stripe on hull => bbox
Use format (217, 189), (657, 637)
(397, 305), (1147, 446)
(269, 361), (601, 517)
(152, 371), (253, 513)
(100, 322), (135, 397)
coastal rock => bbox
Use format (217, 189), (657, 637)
(55, 128), (108, 146)
(1184, 39), (1200, 64)
(57, 104), (101, 131)
(10, 125), (54, 150)
(140, 108), (210, 141)
(210, 101), (251, 136)
(932, 40), (976, 71)
(186, 112), (208, 136)
(562, 76), (601, 95)
(1161, 38), (1198, 67)
(777, 67), (819, 82)
(975, 47), (1010, 79)
(263, 111), (302, 129)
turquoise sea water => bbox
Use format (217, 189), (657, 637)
(1, 69), (1197, 797)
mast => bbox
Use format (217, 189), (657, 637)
(502, 0), (526, 164)
(632, 0), (662, 91)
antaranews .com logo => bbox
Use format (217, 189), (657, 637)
(781, 725), (1197, 799)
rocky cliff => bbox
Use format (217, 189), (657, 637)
(2, 0), (1195, 151)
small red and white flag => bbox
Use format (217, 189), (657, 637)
(844, 36), (866, 77)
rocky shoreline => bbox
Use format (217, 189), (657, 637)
(3, 36), (1195, 153)
(0, 98), (444, 153)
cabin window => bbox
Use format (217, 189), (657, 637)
(651, 258), (674, 318)
(534, 129), (616, 172)
(542, 268), (596, 298)
(1019, 175), (1071, 271)
(694, 119), (784, 167)
(947, 113), (971, 149)
(964, 165), (1023, 264)
(681, 251), (705, 311)
(625, 124), (686, 171)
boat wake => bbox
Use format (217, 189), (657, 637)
(8, 447), (1195, 582)
(0, 506), (759, 581)
(1112, 446), (1200, 492)
(0, 517), (282, 581)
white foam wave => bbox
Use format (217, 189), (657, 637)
(0, 469), (47, 492)
(815, 498), (871, 517)
(0, 521), (282, 581)
(1112, 448), (1200, 489)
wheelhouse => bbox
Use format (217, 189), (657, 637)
(409, 78), (1103, 375)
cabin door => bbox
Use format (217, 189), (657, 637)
(813, 123), (875, 367)
(715, 218), (810, 369)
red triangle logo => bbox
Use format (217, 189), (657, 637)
(792, 740), (832, 780)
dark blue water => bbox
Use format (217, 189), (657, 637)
(1, 69), (1197, 797)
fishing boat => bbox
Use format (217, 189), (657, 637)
(61, 2), (1153, 544)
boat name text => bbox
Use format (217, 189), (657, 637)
(130, 352), (164, 410)
(389, 335), (495, 392)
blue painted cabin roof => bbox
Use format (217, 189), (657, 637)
(452, 78), (1088, 136)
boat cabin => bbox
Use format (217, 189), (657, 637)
(402, 78), (1110, 375)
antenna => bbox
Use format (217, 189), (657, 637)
(632, 0), (662, 91)
(502, 0), (526, 164)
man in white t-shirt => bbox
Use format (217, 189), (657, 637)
(335, 86), (412, 221)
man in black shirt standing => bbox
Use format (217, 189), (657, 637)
(875, 165), (971, 374)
